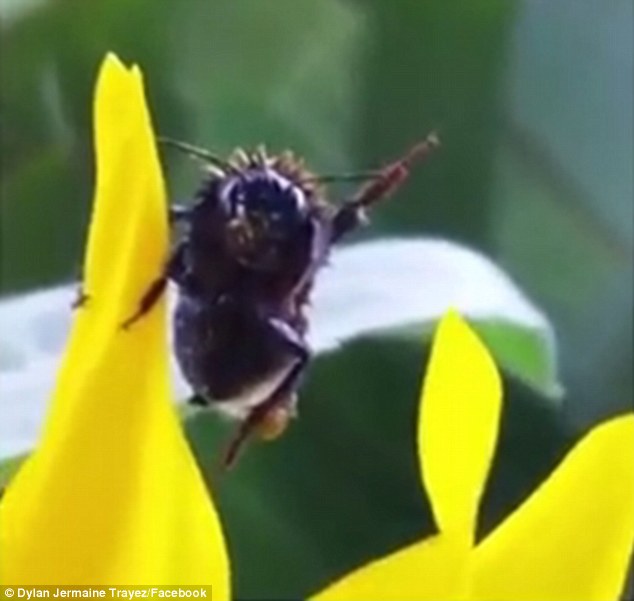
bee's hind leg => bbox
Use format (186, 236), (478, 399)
(222, 318), (310, 469)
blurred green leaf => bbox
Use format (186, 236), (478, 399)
(0, 0), (51, 29)
(477, 319), (561, 398)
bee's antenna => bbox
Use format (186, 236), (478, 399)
(158, 136), (237, 174)
(298, 171), (383, 185)
(299, 131), (440, 187)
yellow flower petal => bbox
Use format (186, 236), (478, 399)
(471, 415), (634, 601)
(0, 54), (230, 595)
(312, 312), (501, 600)
(311, 536), (468, 601)
(419, 311), (502, 543)
(312, 311), (632, 601)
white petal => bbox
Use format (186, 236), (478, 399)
(0, 285), (190, 458)
(0, 238), (555, 459)
(311, 238), (551, 350)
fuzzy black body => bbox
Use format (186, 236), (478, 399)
(174, 295), (295, 408)
(124, 135), (439, 466)
(170, 158), (329, 417)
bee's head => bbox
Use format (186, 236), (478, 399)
(219, 168), (309, 268)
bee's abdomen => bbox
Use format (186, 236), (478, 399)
(173, 293), (292, 402)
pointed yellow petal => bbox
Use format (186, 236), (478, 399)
(311, 312), (503, 601)
(471, 415), (634, 601)
(0, 54), (230, 596)
(311, 535), (469, 601)
(419, 311), (503, 543)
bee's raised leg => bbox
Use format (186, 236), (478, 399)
(331, 133), (439, 242)
(121, 242), (187, 329)
(223, 318), (310, 469)
(330, 203), (369, 244)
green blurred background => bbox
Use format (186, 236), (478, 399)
(1, 0), (632, 597)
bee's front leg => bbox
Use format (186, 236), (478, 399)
(331, 132), (440, 242)
(223, 317), (311, 469)
(121, 242), (188, 329)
